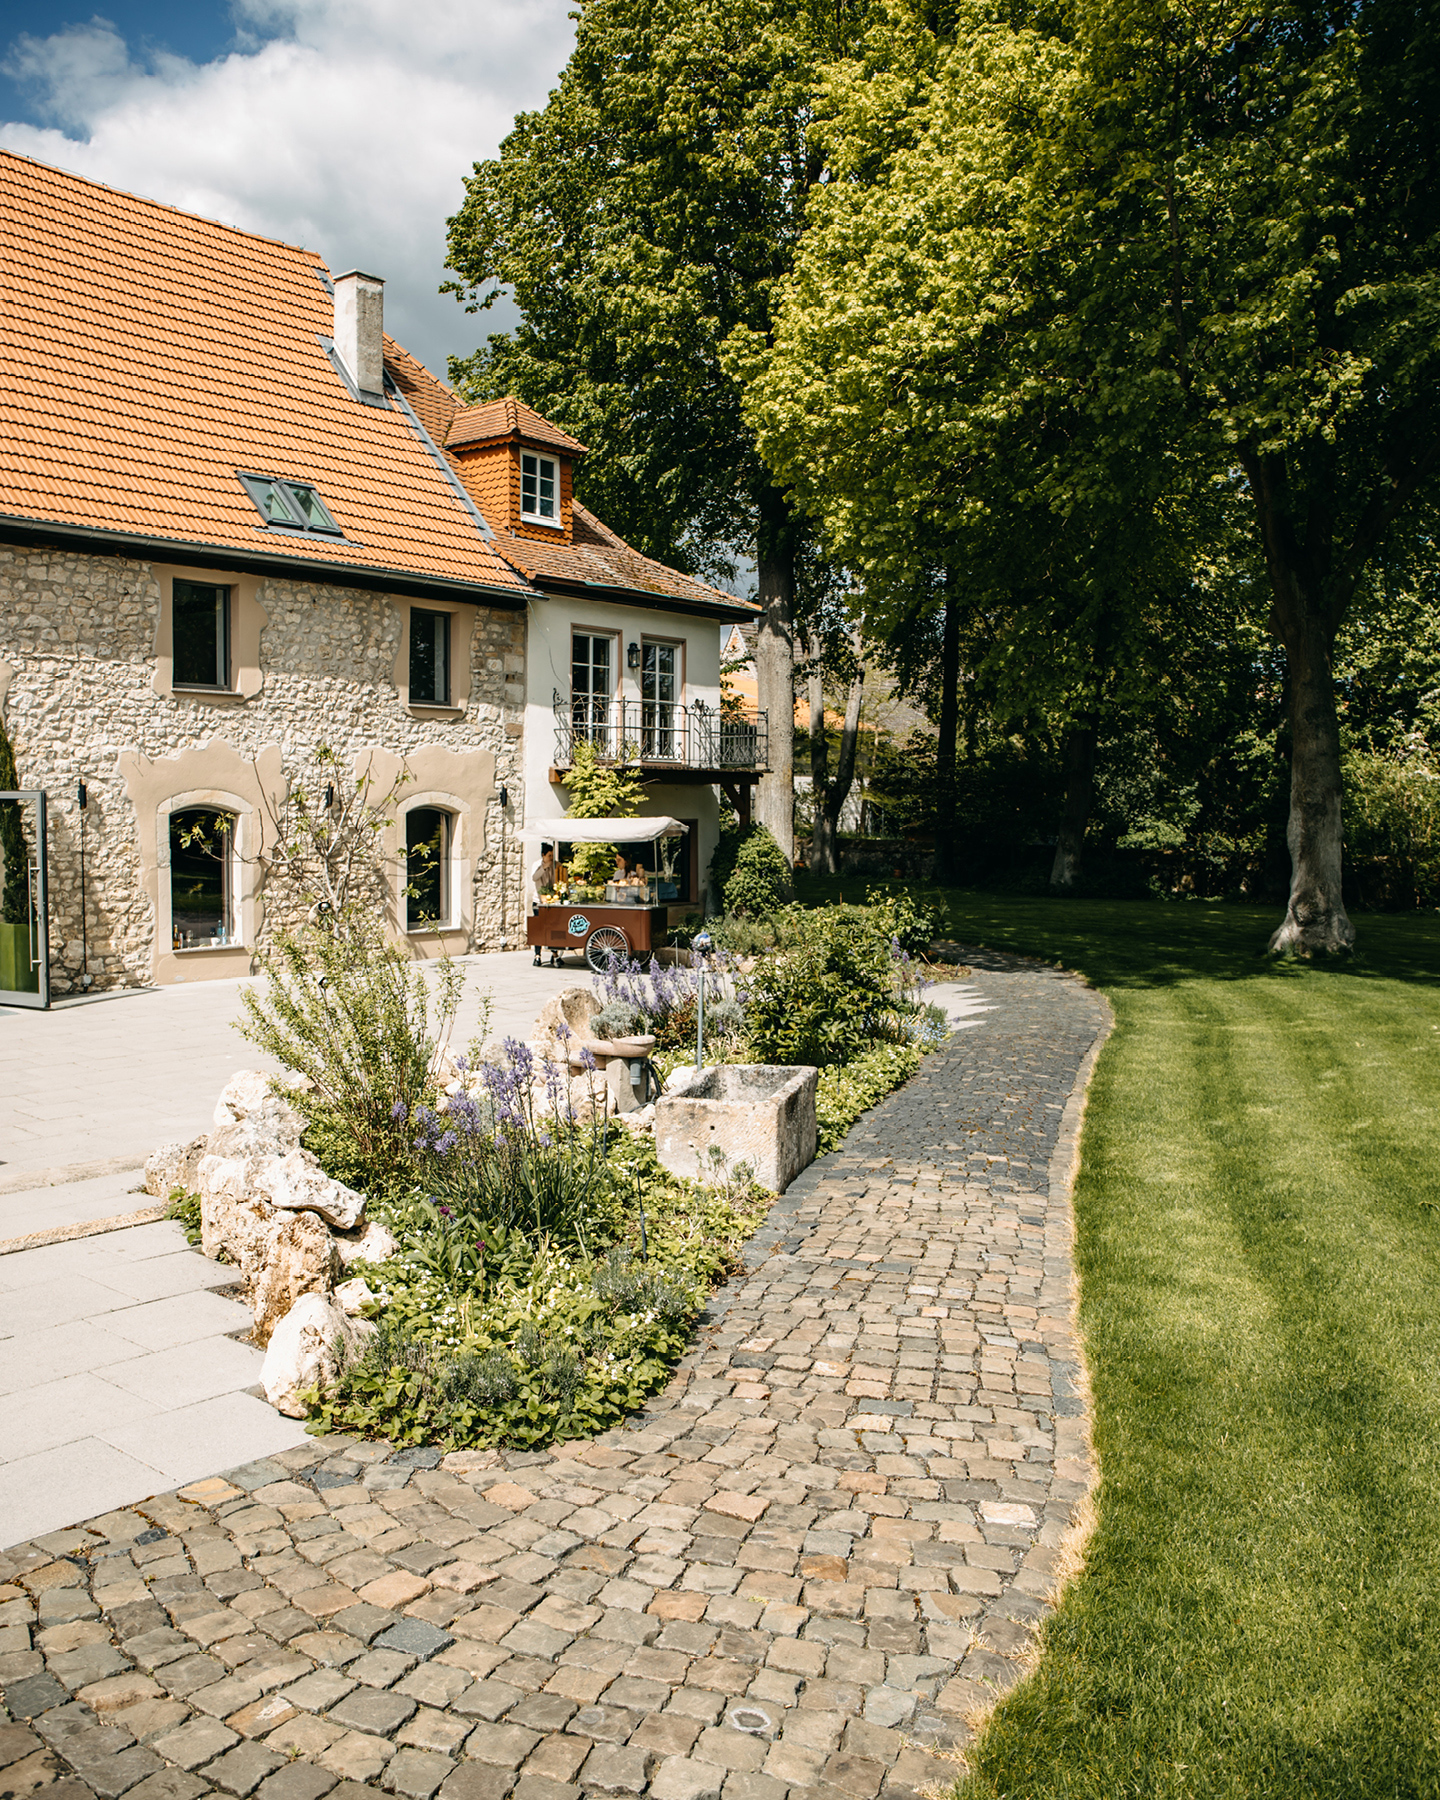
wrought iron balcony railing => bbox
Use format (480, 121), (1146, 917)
(554, 694), (768, 773)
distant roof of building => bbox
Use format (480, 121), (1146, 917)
(478, 498), (752, 619)
(0, 152), (529, 601)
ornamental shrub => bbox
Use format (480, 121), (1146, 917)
(237, 911), (466, 1200)
(710, 822), (792, 916)
(743, 905), (899, 1066)
(563, 741), (645, 885)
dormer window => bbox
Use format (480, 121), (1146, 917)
(239, 473), (344, 536)
(521, 452), (560, 526)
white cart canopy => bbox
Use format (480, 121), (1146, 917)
(523, 817), (690, 844)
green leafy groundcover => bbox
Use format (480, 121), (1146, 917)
(816, 1042), (923, 1154)
(306, 1132), (768, 1450)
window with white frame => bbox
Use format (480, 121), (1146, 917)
(641, 639), (680, 759)
(572, 632), (614, 748)
(170, 808), (236, 948)
(521, 452), (559, 525)
(405, 807), (451, 929)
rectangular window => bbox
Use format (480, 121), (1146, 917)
(571, 632), (614, 749)
(409, 609), (450, 706)
(173, 581), (230, 688)
(521, 453), (559, 524)
(641, 640), (680, 759)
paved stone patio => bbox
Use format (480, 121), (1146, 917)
(0, 961), (1109, 1800)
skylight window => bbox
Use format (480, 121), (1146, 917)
(238, 473), (344, 536)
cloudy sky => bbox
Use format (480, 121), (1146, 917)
(0, 0), (575, 376)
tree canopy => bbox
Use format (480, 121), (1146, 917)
(743, 0), (1440, 948)
(445, 0), (864, 855)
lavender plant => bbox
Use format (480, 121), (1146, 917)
(406, 1037), (612, 1253)
(591, 954), (746, 1051)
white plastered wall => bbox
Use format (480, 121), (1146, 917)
(522, 593), (723, 907)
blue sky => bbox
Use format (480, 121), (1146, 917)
(0, 0), (572, 373)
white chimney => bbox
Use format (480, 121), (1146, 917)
(332, 269), (385, 397)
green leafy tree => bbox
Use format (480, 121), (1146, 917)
(562, 740), (646, 885)
(746, 0), (1440, 949)
(444, 0), (862, 859)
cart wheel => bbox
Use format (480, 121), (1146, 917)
(586, 925), (630, 972)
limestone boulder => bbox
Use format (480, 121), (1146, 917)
(196, 1153), (341, 1345)
(143, 1135), (208, 1200)
(334, 1276), (377, 1316)
(530, 987), (601, 1059)
(253, 1150), (365, 1231)
(212, 1070), (306, 1145)
(261, 1291), (375, 1417)
(335, 1220), (400, 1268)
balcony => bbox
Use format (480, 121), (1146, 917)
(553, 694), (769, 780)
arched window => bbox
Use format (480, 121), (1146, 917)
(405, 807), (451, 930)
(170, 807), (236, 949)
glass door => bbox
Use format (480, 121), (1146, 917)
(0, 790), (50, 1008)
(642, 641), (678, 760)
(572, 633), (615, 754)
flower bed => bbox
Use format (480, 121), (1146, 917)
(226, 890), (950, 1450)
(310, 1129), (766, 1448)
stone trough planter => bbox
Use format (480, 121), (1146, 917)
(656, 1062), (818, 1193)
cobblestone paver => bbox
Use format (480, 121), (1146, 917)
(0, 963), (1110, 1800)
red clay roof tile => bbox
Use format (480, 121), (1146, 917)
(0, 152), (527, 597)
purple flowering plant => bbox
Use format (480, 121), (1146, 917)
(402, 1036), (611, 1277)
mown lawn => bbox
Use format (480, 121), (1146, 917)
(804, 882), (1440, 1797)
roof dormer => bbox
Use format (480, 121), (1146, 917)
(444, 397), (588, 543)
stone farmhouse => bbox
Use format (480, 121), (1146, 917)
(0, 153), (761, 1001)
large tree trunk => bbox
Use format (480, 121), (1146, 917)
(806, 640), (834, 876)
(755, 487), (796, 862)
(933, 575), (962, 884)
(1268, 611), (1353, 954)
(822, 641), (865, 858)
(1244, 452), (1356, 955)
(1049, 719), (1098, 889)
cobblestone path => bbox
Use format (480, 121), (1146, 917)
(0, 963), (1110, 1800)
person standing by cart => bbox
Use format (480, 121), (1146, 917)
(530, 843), (557, 965)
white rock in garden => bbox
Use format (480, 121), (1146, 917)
(334, 1277), (376, 1316)
(254, 1150), (366, 1231)
(531, 987), (601, 1058)
(336, 1220), (399, 1267)
(143, 1134), (208, 1199)
(261, 1291), (375, 1417)
(663, 1064), (702, 1097)
(194, 1157), (341, 1345)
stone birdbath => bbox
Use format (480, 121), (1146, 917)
(568, 1034), (657, 1113)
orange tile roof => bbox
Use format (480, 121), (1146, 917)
(0, 152), (529, 599)
(479, 496), (757, 618)
(447, 398), (589, 457)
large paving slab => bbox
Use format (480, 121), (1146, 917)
(0, 959), (1110, 1800)
(0, 1222), (312, 1546)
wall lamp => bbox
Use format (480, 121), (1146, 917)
(626, 641), (641, 671)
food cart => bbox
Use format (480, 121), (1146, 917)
(523, 817), (690, 971)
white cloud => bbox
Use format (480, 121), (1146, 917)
(0, 0), (573, 373)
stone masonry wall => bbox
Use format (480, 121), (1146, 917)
(0, 543), (526, 993)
